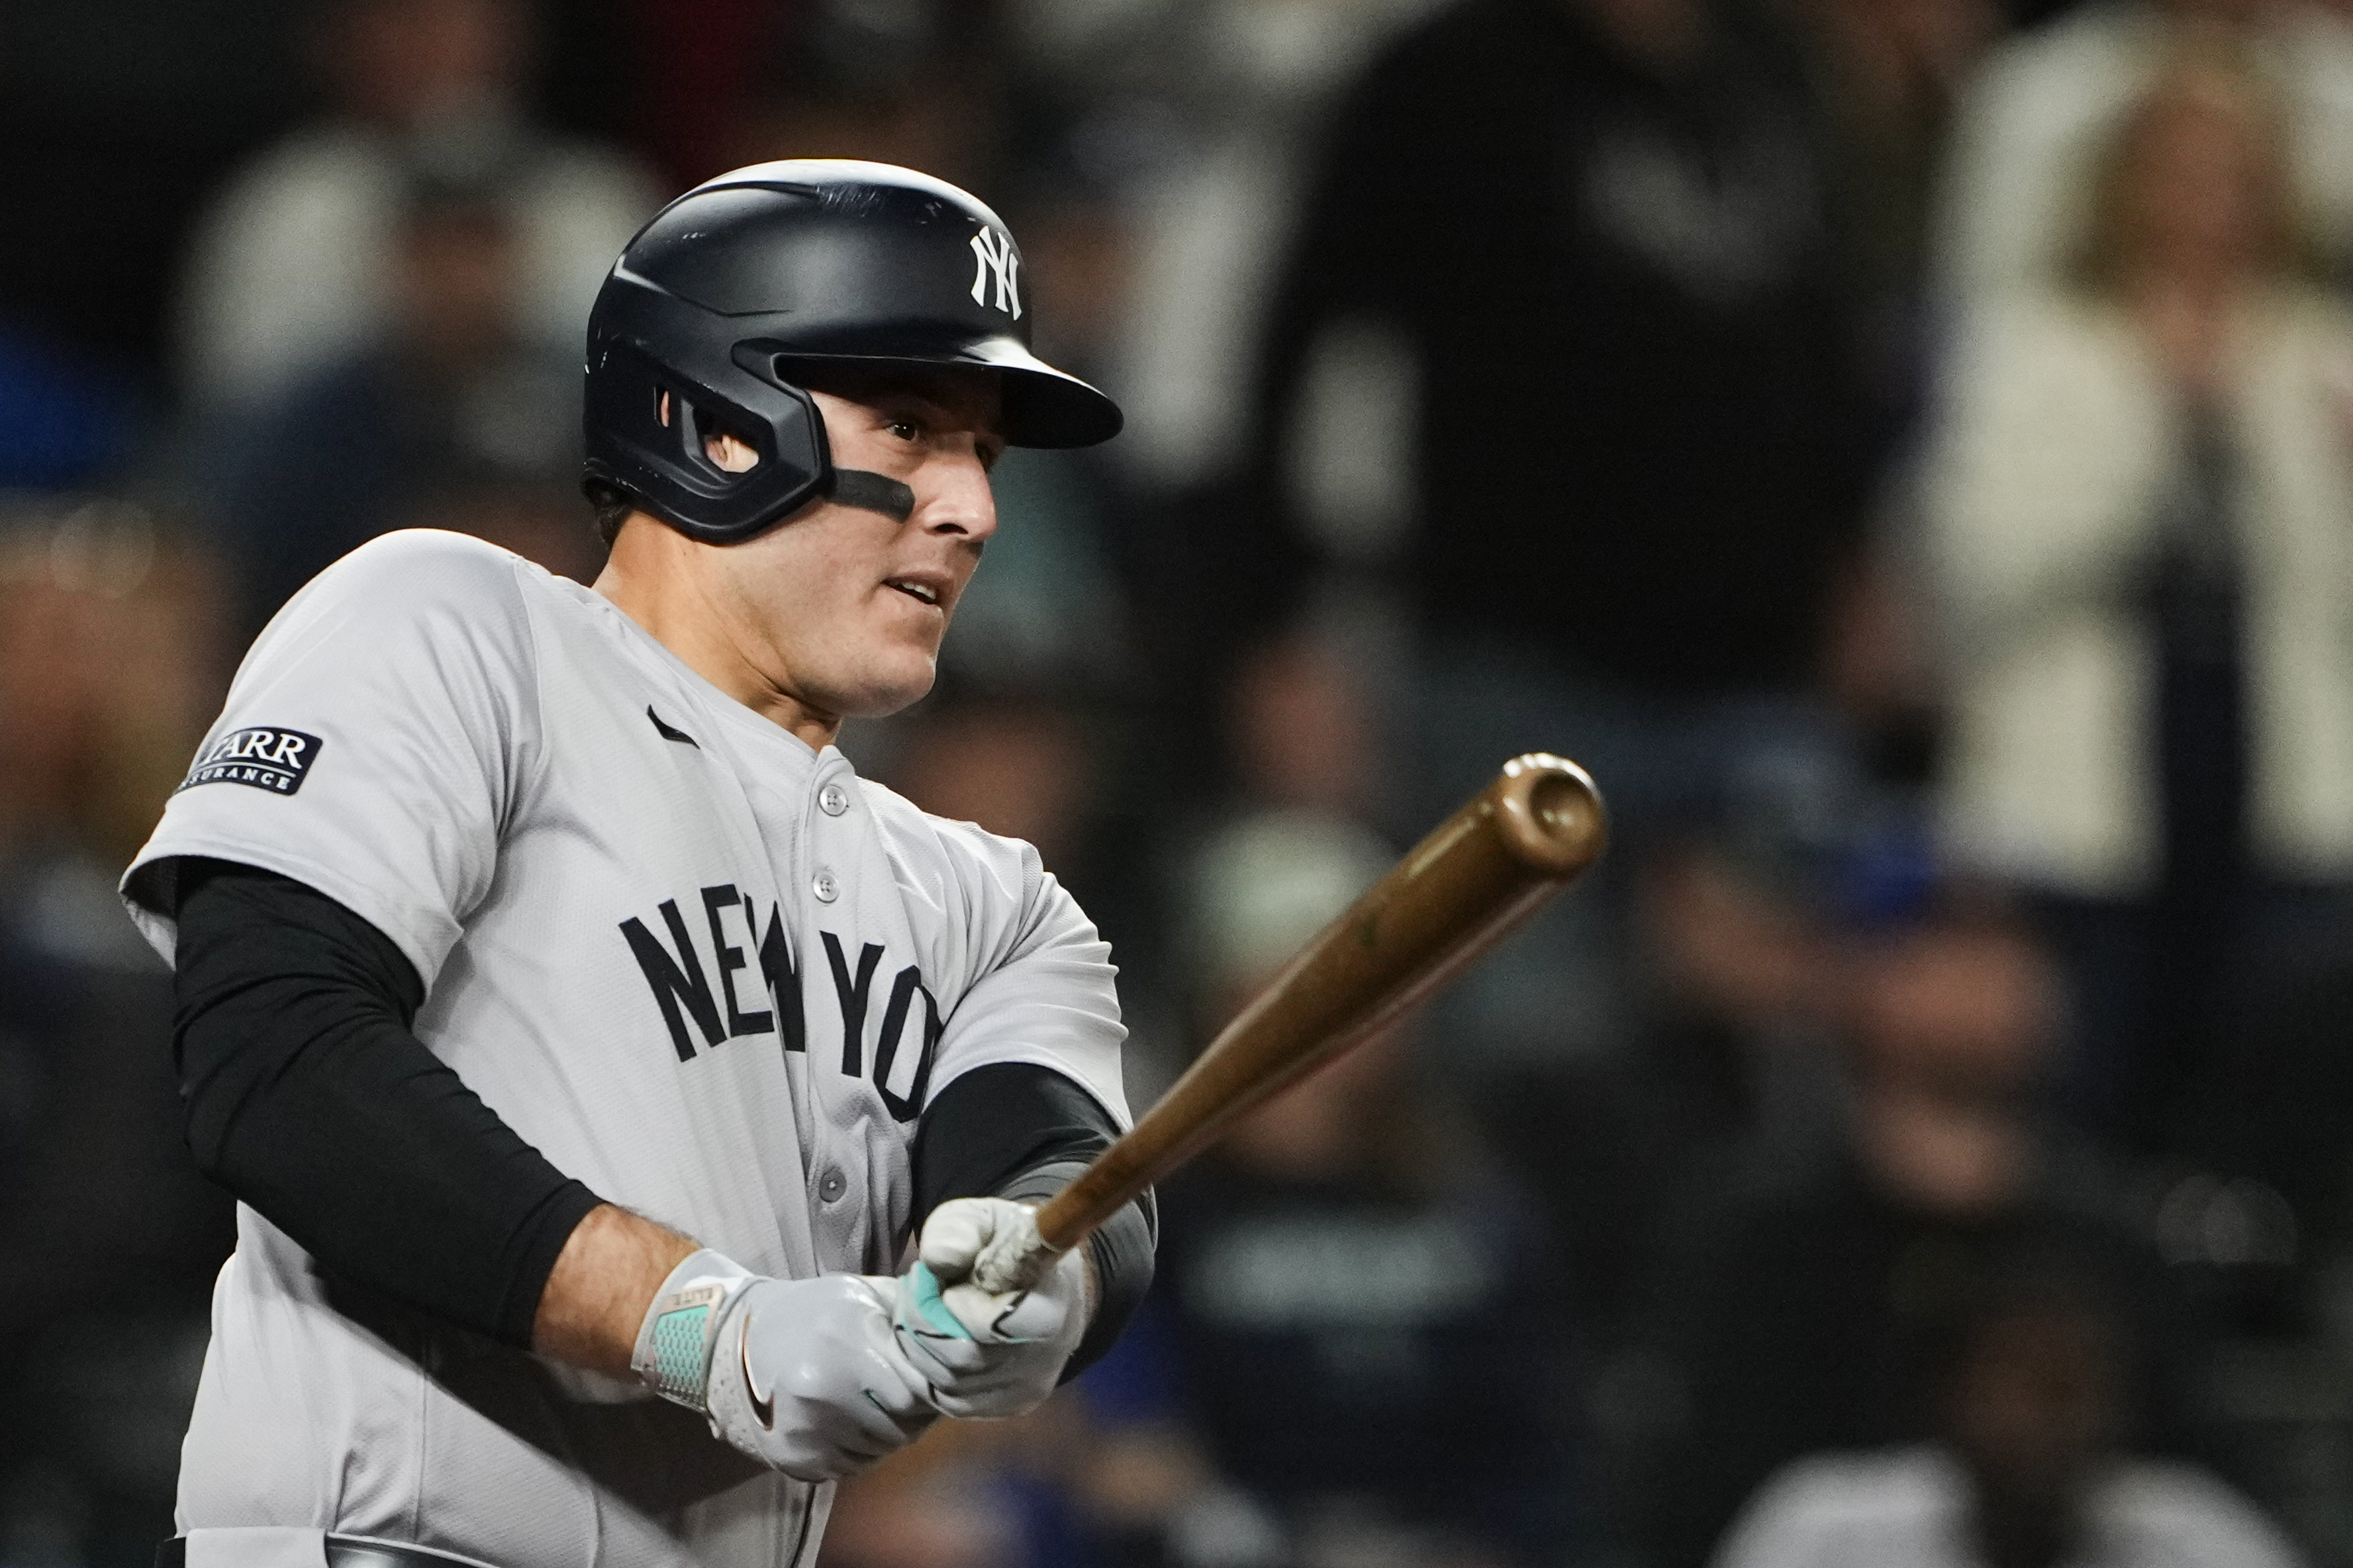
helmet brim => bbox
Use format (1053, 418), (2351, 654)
(771, 336), (1122, 450)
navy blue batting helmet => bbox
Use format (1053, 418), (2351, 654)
(581, 160), (1122, 544)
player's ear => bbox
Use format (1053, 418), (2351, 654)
(659, 391), (763, 475)
(704, 432), (761, 474)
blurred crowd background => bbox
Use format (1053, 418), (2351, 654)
(9, 0), (2353, 1563)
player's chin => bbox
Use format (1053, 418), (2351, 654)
(833, 650), (940, 719)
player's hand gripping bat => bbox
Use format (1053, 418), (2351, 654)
(965, 753), (1608, 1294)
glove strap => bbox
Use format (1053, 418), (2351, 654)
(630, 1248), (756, 1411)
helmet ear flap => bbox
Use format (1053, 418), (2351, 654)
(581, 335), (833, 543)
(653, 388), (708, 475)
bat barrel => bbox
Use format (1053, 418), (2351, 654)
(1031, 753), (1606, 1255)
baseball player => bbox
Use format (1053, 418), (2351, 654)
(120, 161), (1153, 1568)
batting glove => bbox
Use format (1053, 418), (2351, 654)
(892, 1197), (1089, 1419)
(632, 1249), (936, 1480)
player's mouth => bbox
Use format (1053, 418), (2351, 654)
(885, 575), (947, 610)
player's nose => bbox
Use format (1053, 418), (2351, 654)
(920, 449), (998, 547)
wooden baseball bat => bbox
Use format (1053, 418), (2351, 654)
(979, 753), (1606, 1287)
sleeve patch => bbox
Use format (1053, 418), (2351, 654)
(179, 727), (325, 797)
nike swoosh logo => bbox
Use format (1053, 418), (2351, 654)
(648, 706), (700, 747)
(744, 1335), (776, 1429)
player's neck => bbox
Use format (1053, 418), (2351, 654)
(594, 519), (843, 752)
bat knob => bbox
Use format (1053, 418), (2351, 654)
(1493, 754), (1608, 878)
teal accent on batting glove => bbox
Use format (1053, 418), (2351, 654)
(630, 1248), (757, 1412)
(906, 1260), (973, 1341)
(648, 1300), (714, 1405)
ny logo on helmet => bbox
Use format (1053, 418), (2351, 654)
(969, 228), (1022, 320)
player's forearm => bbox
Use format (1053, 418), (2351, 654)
(532, 1202), (700, 1377)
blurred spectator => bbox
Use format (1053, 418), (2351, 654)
(730, 0), (1002, 190)
(820, 1417), (1038, 1568)
(0, 504), (225, 870)
(0, 503), (236, 1563)
(1222, 635), (1381, 823)
(608, 0), (769, 194)
(174, 0), (651, 415)
(1241, 0), (1881, 1073)
(1796, 0), (2008, 294)
(195, 167), (600, 634)
(937, 439), (1136, 686)
(1713, 1238), (2301, 1568)
(1053, 0), (1441, 494)
(1917, 48), (2353, 1142)
(1478, 830), (1849, 1339)
(1609, 913), (2214, 1568)
(1182, 807), (1396, 1013)
(1933, 0), (2353, 300)
(887, 691), (1097, 877)
(1786, 0), (2007, 414)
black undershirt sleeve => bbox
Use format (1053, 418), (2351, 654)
(171, 858), (602, 1347)
(911, 1062), (1157, 1379)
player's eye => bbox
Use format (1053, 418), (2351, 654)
(888, 418), (922, 443)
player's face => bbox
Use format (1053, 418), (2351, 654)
(709, 369), (1005, 723)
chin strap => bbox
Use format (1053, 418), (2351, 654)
(826, 467), (916, 524)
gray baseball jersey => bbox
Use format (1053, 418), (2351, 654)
(121, 530), (1129, 1568)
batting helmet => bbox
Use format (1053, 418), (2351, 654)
(581, 160), (1122, 545)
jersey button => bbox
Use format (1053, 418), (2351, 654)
(819, 783), (849, 817)
(812, 870), (839, 903)
(818, 1169), (848, 1203)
